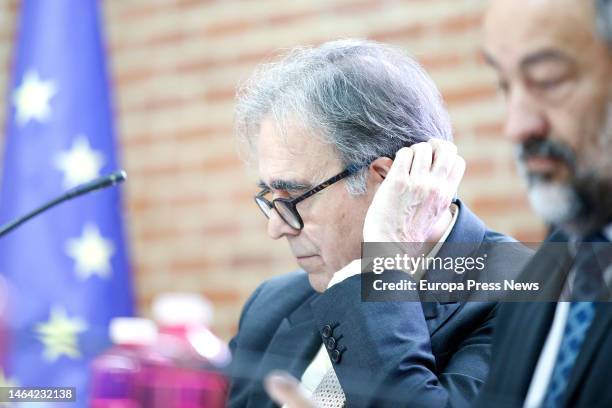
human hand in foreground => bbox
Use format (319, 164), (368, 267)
(264, 371), (318, 408)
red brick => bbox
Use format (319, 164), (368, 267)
(229, 254), (277, 269)
(202, 290), (242, 304)
(512, 228), (546, 243)
(173, 125), (233, 141)
(201, 223), (242, 237)
(201, 155), (243, 172)
(175, 58), (217, 74)
(125, 94), (196, 114)
(443, 85), (497, 105)
(114, 67), (156, 86)
(465, 159), (497, 177)
(176, 0), (214, 10)
(268, 9), (320, 26)
(123, 125), (232, 148)
(115, 3), (165, 23)
(369, 24), (425, 42)
(128, 197), (158, 212)
(471, 195), (533, 215)
(230, 190), (259, 202)
(7, 0), (19, 14)
(128, 160), (182, 178)
(169, 257), (215, 273)
(332, 0), (383, 15)
(203, 19), (259, 37)
(205, 87), (236, 103)
(420, 53), (465, 70)
(144, 30), (187, 47)
(438, 13), (483, 35)
(474, 121), (504, 139)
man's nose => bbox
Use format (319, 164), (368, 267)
(266, 208), (299, 240)
(504, 88), (549, 145)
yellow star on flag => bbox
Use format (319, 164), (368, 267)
(34, 307), (87, 362)
(12, 69), (57, 126)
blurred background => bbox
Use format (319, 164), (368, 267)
(0, 0), (544, 344)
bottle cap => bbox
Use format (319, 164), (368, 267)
(109, 317), (157, 345)
(152, 293), (213, 327)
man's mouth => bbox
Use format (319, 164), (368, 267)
(296, 255), (318, 260)
(524, 156), (560, 173)
(518, 137), (577, 176)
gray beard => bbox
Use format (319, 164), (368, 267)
(527, 182), (582, 227)
(519, 102), (612, 238)
(521, 161), (612, 238)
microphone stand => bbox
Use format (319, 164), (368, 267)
(0, 170), (127, 238)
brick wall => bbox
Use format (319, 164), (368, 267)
(0, 0), (544, 341)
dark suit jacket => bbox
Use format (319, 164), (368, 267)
(474, 231), (612, 408)
(228, 201), (531, 407)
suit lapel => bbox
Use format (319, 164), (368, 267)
(258, 292), (321, 376)
(500, 238), (574, 397)
(563, 236), (612, 400)
(421, 301), (461, 336)
(283, 305), (323, 378)
(420, 201), (485, 334)
(505, 302), (559, 395)
(249, 292), (321, 407)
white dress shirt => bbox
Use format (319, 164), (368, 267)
(523, 224), (612, 408)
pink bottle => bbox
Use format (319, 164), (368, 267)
(90, 317), (158, 408)
(142, 293), (231, 408)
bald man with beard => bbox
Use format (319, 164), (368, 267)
(476, 0), (612, 407)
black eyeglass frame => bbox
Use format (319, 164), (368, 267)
(254, 164), (364, 230)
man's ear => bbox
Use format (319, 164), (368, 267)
(369, 156), (394, 182)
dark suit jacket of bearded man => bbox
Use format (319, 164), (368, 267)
(474, 228), (612, 408)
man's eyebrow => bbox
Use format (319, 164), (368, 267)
(257, 179), (312, 191)
(481, 50), (500, 69)
(481, 49), (574, 73)
(520, 49), (573, 71)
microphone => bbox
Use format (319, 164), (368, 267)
(0, 170), (127, 238)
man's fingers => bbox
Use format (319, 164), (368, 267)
(265, 371), (316, 408)
(448, 155), (466, 195)
(430, 139), (458, 177)
(428, 138), (457, 155)
(386, 147), (414, 181)
(409, 142), (433, 176)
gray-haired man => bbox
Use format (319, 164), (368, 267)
(228, 39), (529, 408)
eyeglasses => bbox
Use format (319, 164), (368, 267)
(254, 164), (363, 230)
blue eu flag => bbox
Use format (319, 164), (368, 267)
(0, 0), (133, 405)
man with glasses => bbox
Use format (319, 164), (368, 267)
(228, 39), (530, 407)
(254, 164), (365, 231)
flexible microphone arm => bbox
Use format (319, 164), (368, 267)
(0, 170), (127, 238)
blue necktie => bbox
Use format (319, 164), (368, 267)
(542, 232), (609, 407)
(541, 301), (596, 407)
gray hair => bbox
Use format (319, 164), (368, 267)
(235, 39), (452, 195)
(596, 0), (612, 46)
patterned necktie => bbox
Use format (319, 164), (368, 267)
(541, 301), (597, 407)
(311, 368), (346, 408)
(542, 233), (609, 407)
(571, 233), (611, 300)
